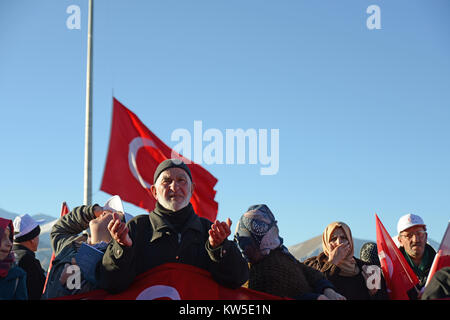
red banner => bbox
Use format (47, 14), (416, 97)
(101, 98), (218, 222)
(54, 263), (285, 300)
(42, 201), (70, 294)
(375, 214), (420, 300)
(425, 221), (450, 287)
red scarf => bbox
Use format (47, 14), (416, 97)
(0, 218), (15, 278)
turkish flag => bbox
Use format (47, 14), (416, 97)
(53, 263), (286, 300)
(425, 221), (450, 287)
(100, 98), (218, 222)
(42, 201), (70, 294)
(375, 214), (420, 300)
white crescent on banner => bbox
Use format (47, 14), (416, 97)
(136, 285), (181, 300)
(128, 137), (156, 189)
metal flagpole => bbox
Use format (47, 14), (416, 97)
(83, 0), (93, 205)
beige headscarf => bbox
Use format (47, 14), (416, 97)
(322, 221), (359, 277)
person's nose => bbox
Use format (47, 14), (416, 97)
(4, 237), (12, 248)
(168, 180), (179, 191)
(411, 233), (421, 242)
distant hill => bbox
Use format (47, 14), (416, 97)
(0, 208), (20, 221)
(0, 208), (55, 225)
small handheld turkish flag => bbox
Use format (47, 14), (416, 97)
(100, 98), (218, 222)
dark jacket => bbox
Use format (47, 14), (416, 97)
(0, 265), (28, 300)
(245, 247), (335, 299)
(400, 243), (436, 289)
(98, 205), (249, 294)
(304, 252), (389, 300)
(42, 205), (100, 299)
(421, 266), (450, 300)
(13, 244), (45, 300)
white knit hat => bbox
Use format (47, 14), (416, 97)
(13, 214), (42, 241)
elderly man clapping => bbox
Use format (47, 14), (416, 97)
(98, 159), (249, 293)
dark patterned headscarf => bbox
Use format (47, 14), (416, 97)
(360, 242), (380, 266)
(234, 204), (290, 263)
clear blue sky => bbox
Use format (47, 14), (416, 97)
(1, 0), (449, 247)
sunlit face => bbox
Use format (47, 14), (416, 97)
(329, 227), (349, 251)
(398, 225), (427, 260)
(151, 168), (193, 212)
(0, 227), (12, 261)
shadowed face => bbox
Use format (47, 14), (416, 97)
(28, 235), (39, 252)
(329, 227), (349, 252)
(89, 211), (124, 244)
(398, 225), (427, 260)
(151, 167), (193, 212)
(0, 227), (12, 261)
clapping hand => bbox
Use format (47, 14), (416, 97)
(208, 218), (232, 249)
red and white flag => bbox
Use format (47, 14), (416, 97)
(101, 98), (218, 222)
(53, 263), (286, 300)
(42, 201), (70, 294)
(425, 221), (450, 287)
(375, 214), (420, 300)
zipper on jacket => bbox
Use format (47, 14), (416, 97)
(177, 233), (182, 244)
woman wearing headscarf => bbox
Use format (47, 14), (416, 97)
(304, 221), (388, 300)
(234, 204), (345, 300)
(0, 217), (28, 300)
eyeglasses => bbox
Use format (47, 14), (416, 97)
(400, 230), (427, 240)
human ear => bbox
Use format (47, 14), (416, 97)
(150, 185), (158, 200)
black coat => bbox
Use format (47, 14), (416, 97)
(13, 244), (45, 300)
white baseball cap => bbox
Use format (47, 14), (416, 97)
(397, 213), (426, 234)
(13, 214), (42, 242)
(103, 195), (133, 222)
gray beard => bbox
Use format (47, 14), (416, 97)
(159, 193), (192, 212)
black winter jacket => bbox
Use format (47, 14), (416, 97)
(13, 244), (45, 300)
(98, 204), (249, 293)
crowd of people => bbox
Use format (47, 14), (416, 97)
(0, 159), (448, 300)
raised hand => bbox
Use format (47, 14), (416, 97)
(208, 218), (232, 249)
(328, 242), (351, 266)
(107, 212), (132, 247)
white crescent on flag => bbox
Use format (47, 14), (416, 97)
(128, 137), (156, 189)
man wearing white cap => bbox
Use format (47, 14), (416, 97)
(397, 213), (436, 289)
(13, 214), (46, 300)
(42, 196), (129, 299)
